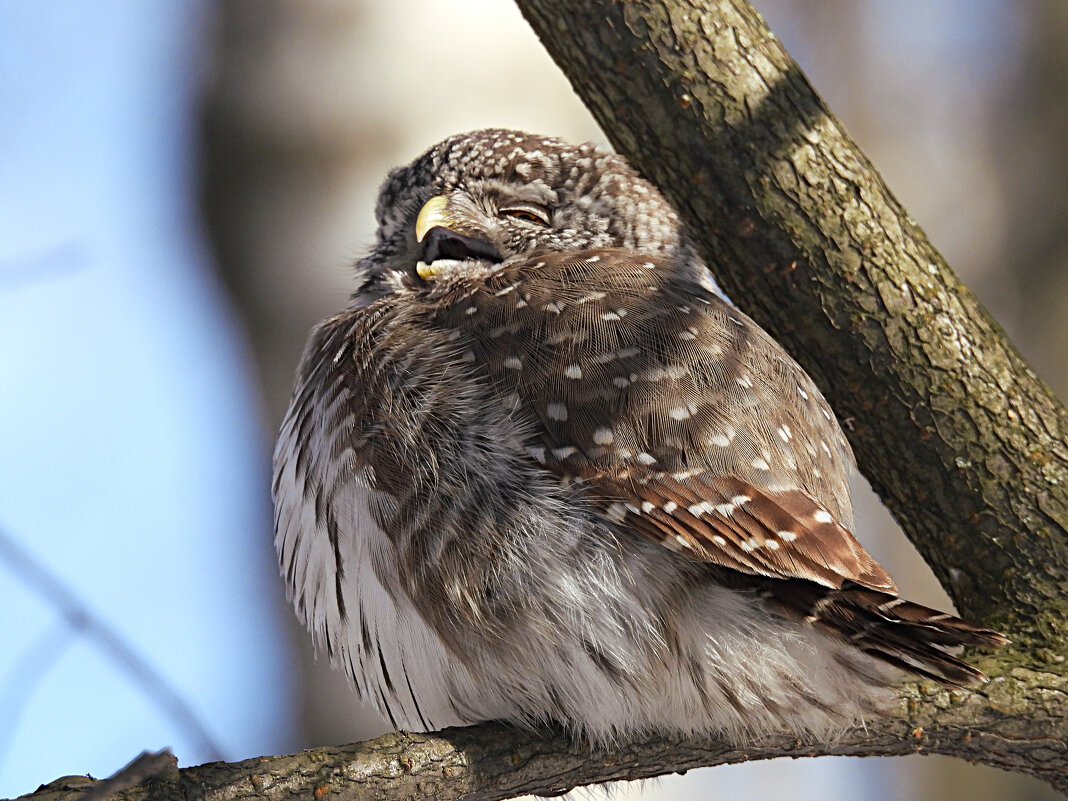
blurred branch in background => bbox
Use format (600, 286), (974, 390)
(0, 244), (90, 291)
(0, 526), (225, 766)
(1002, 1), (1068, 400)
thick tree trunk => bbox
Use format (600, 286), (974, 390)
(514, 0), (1068, 644)
(20, 1), (1068, 799)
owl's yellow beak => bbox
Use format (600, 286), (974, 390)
(414, 194), (502, 281)
(415, 195), (456, 243)
(415, 195), (457, 280)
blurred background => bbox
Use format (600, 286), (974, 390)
(1, 1), (1065, 799)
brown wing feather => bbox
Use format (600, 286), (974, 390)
(593, 471), (896, 592)
(430, 247), (1004, 685)
(432, 247), (886, 591)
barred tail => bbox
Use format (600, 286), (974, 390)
(764, 579), (1007, 686)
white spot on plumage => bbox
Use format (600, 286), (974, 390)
(547, 402), (568, 421)
(526, 446), (546, 463)
(465, 306), (478, 315)
(545, 301), (564, 314)
(552, 445), (577, 459)
(515, 298), (528, 309)
(495, 284), (518, 296)
(777, 530), (798, 542)
(662, 500), (678, 513)
(642, 364), (688, 381)
(675, 535), (693, 550)
(669, 406), (692, 421)
(778, 424), (792, 442)
(714, 502), (736, 516)
(798, 385), (809, 400)
(687, 504), (704, 517)
(813, 510), (833, 523)
(765, 539), (780, 550)
(590, 346), (638, 364)
(731, 495), (751, 506)
(737, 374), (754, 388)
(601, 310), (625, 321)
(641, 501), (656, 513)
(636, 452), (657, 465)
(612, 376), (631, 388)
(586, 255), (601, 263)
(710, 433), (730, 447)
(564, 364), (583, 379)
(504, 356), (523, 370)
(678, 328), (698, 340)
(593, 427), (614, 445)
(751, 458), (770, 471)
(605, 502), (627, 522)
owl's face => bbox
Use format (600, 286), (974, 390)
(353, 129), (697, 303)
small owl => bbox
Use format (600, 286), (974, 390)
(273, 129), (1003, 742)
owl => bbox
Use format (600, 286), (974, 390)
(273, 129), (1003, 742)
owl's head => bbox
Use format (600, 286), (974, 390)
(353, 129), (701, 303)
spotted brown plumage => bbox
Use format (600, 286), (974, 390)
(273, 129), (1004, 741)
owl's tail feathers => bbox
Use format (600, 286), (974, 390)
(765, 580), (1008, 686)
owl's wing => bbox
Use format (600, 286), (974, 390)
(439, 248), (894, 594)
(591, 470), (896, 592)
(433, 247), (1004, 683)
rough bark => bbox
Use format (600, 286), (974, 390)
(14, 664), (1068, 801)
(19, 1), (1068, 799)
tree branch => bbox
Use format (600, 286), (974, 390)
(20, 1), (1068, 798)
(15, 662), (1068, 801)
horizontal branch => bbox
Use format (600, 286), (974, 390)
(18, 654), (1067, 801)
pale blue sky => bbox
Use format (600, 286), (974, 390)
(0, 3), (293, 796)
